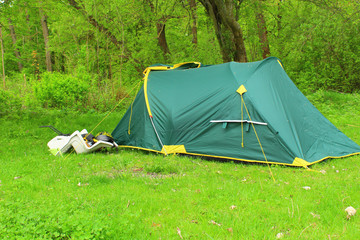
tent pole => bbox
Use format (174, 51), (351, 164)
(150, 117), (167, 155)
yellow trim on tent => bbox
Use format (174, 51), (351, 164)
(161, 145), (187, 154)
(292, 157), (311, 167)
(277, 60), (284, 69)
(142, 62), (201, 77)
(236, 85), (247, 95)
(236, 84), (247, 148)
(118, 145), (162, 154)
(142, 62), (201, 118)
(116, 145), (326, 167)
(305, 152), (360, 166)
(143, 69), (153, 117)
(172, 62), (201, 69)
(143, 66), (171, 117)
(117, 146), (360, 167)
(128, 98), (135, 134)
(142, 66), (170, 76)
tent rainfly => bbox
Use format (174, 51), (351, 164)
(112, 57), (360, 167)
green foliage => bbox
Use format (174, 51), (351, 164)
(1, 0), (360, 114)
(0, 200), (110, 239)
(269, 0), (360, 93)
(0, 88), (22, 116)
(33, 72), (89, 110)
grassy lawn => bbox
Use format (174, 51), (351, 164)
(0, 91), (359, 239)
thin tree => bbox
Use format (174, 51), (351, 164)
(198, 0), (248, 62)
(8, 19), (23, 71)
(39, 8), (52, 72)
(156, 22), (170, 56)
(256, 0), (270, 59)
(188, 0), (198, 45)
(0, 24), (5, 88)
(145, 0), (174, 59)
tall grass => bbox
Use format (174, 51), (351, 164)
(0, 91), (359, 239)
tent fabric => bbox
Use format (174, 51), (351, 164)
(112, 57), (360, 167)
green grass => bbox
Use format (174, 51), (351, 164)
(0, 91), (360, 239)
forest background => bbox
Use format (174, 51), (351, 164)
(1, 2), (360, 238)
(0, 0), (359, 114)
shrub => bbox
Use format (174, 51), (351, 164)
(0, 88), (22, 116)
(33, 72), (89, 110)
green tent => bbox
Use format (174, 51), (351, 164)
(112, 57), (360, 167)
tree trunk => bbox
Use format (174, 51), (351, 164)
(24, 3), (33, 42)
(8, 19), (23, 72)
(256, 1), (270, 59)
(108, 55), (112, 80)
(0, 25), (5, 88)
(188, 0), (198, 45)
(199, 0), (248, 62)
(146, 0), (171, 58)
(200, 0), (231, 62)
(277, 0), (283, 33)
(223, 9), (247, 62)
(156, 22), (170, 57)
(39, 9), (52, 72)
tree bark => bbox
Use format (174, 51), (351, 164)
(277, 0), (282, 33)
(200, 0), (231, 62)
(8, 19), (23, 72)
(199, 0), (248, 62)
(156, 22), (170, 56)
(188, 0), (198, 45)
(146, 0), (171, 58)
(256, 1), (270, 59)
(39, 9), (52, 72)
(0, 25), (5, 88)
